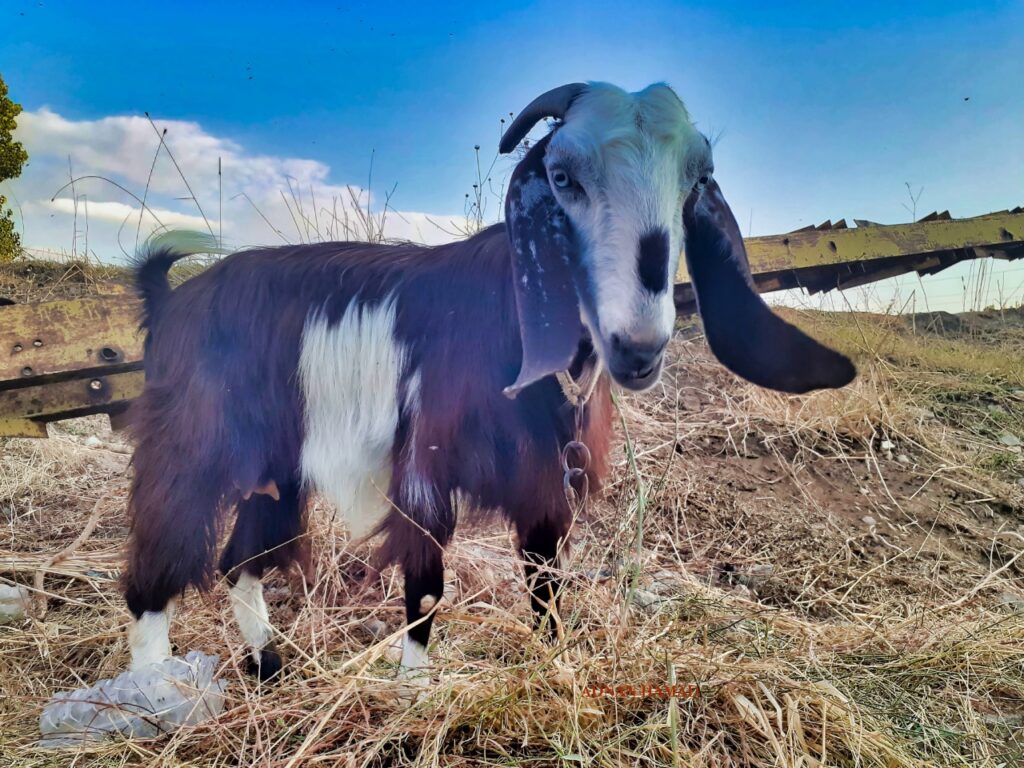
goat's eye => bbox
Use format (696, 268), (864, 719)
(550, 168), (572, 189)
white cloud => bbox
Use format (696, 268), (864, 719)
(44, 198), (211, 231)
(8, 108), (465, 260)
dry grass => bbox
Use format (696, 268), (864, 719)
(1, 303), (1023, 766)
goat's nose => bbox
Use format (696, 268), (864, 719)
(607, 333), (669, 390)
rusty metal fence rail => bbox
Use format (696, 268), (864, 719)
(3, 208), (1022, 438)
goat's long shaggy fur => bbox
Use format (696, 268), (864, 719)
(124, 225), (612, 674)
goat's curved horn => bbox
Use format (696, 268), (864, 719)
(499, 83), (587, 154)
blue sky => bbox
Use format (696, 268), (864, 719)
(1, 0), (1022, 309)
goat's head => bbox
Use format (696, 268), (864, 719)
(501, 81), (855, 396)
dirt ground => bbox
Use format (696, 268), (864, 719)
(1, 264), (1023, 766)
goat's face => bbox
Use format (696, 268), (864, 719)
(539, 84), (703, 389)
(502, 82), (856, 399)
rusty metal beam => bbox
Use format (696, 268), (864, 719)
(1, 297), (144, 437)
(675, 209), (1023, 314)
(1, 205), (1021, 437)
(1, 296), (143, 386)
(0, 418), (48, 438)
(0, 369), (144, 422)
(675, 208), (1024, 282)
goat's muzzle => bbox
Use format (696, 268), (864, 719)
(606, 333), (669, 391)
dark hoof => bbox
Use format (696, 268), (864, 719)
(245, 645), (283, 682)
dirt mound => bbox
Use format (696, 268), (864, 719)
(904, 306), (1024, 347)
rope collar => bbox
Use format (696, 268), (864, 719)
(555, 356), (603, 408)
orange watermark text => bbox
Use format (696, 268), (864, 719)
(582, 683), (700, 699)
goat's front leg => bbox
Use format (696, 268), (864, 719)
(515, 510), (571, 640)
(401, 550), (445, 684)
(377, 484), (455, 697)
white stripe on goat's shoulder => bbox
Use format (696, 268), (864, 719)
(299, 295), (405, 537)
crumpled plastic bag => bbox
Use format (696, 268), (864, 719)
(0, 584), (30, 624)
(39, 651), (227, 747)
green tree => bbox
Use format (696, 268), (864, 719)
(0, 73), (28, 263)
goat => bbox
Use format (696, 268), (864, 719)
(123, 82), (855, 685)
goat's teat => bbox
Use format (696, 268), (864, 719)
(236, 479), (281, 502)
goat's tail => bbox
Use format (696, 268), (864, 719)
(132, 231), (228, 330)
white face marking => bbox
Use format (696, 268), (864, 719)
(228, 572), (272, 661)
(128, 600), (176, 670)
(545, 83), (712, 354)
(299, 296), (405, 537)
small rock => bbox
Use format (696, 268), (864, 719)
(263, 585), (291, 602)
(360, 617), (388, 641)
(1016, 477), (1024, 488)
(897, 454), (911, 465)
(735, 564), (774, 591)
(880, 439), (894, 452)
(0, 584), (30, 624)
(629, 589), (662, 611)
(646, 567), (688, 596)
(581, 566), (616, 582)
(83, 435), (102, 448)
(861, 516), (877, 526)
(998, 433), (1022, 448)
(997, 592), (1024, 614)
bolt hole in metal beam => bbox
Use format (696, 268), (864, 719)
(98, 346), (122, 363)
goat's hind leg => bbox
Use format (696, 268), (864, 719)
(124, 465), (225, 671)
(219, 479), (308, 681)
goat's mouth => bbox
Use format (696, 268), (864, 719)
(608, 354), (664, 391)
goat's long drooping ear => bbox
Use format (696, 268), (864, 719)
(499, 83), (587, 154)
(683, 180), (856, 394)
(503, 136), (583, 398)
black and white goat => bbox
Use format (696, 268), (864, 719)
(124, 82), (855, 683)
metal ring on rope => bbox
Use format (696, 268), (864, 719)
(560, 440), (591, 474)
